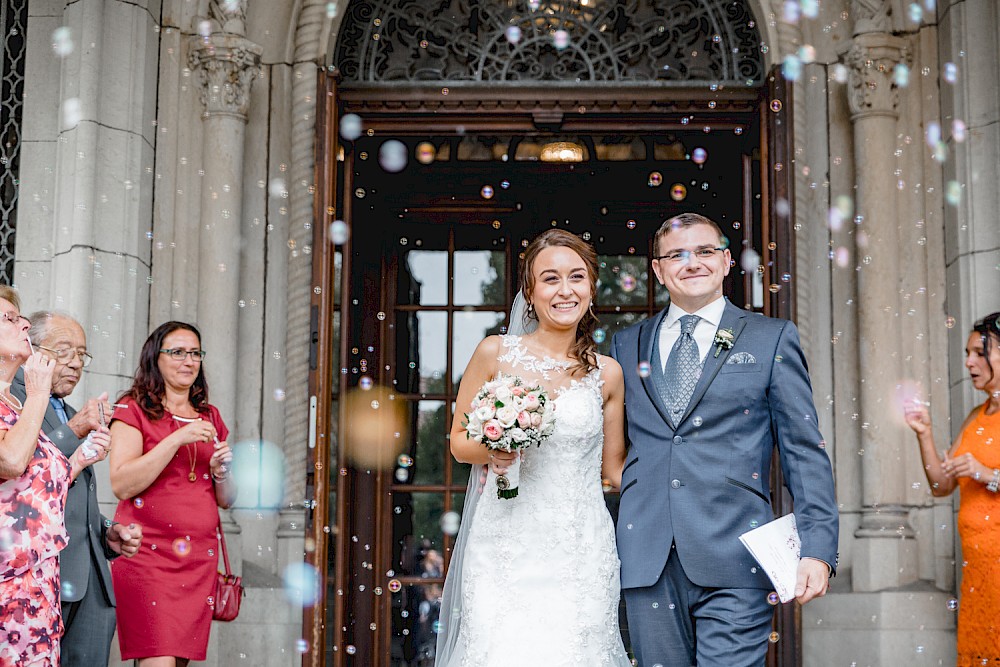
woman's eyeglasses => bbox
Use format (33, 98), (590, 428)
(159, 348), (207, 361)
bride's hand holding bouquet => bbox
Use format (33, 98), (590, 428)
(462, 375), (556, 499)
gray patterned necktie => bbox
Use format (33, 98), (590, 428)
(664, 314), (702, 418)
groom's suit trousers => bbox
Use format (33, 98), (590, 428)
(624, 545), (773, 667)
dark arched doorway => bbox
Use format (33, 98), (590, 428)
(306, 2), (797, 666)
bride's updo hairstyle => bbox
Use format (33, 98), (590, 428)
(519, 228), (600, 375)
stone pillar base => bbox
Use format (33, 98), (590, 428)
(853, 535), (919, 591)
(277, 508), (307, 575)
(802, 586), (956, 667)
(220, 507), (244, 577)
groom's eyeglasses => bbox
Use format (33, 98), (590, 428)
(653, 247), (726, 263)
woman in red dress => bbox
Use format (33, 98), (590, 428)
(109, 321), (235, 666)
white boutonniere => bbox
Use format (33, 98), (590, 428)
(713, 328), (735, 358)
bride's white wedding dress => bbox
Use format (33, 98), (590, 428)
(437, 334), (631, 667)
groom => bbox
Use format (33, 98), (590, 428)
(611, 213), (838, 667)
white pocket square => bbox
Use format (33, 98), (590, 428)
(726, 351), (756, 364)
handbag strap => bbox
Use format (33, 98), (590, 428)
(217, 519), (232, 576)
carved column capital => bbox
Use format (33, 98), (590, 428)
(189, 34), (262, 120)
(846, 32), (910, 120)
(851, 0), (891, 36)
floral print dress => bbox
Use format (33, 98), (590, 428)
(0, 402), (71, 667)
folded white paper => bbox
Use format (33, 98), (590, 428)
(738, 513), (801, 603)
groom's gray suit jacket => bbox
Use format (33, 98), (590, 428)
(610, 300), (838, 590)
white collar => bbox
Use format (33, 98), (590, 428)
(664, 297), (726, 330)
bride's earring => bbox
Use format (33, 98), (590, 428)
(527, 302), (534, 313)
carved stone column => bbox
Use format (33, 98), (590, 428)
(189, 4), (262, 573)
(846, 29), (916, 591)
(188, 13), (262, 425)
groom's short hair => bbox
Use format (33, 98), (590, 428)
(654, 213), (726, 254)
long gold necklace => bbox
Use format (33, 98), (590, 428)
(172, 415), (199, 482)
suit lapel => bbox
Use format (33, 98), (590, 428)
(638, 307), (675, 429)
(676, 301), (748, 427)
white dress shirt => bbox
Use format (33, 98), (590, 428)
(658, 297), (727, 370)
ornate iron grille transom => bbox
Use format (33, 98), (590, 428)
(0, 0), (27, 284)
(334, 0), (764, 86)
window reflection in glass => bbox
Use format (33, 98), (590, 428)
(396, 312), (447, 395)
(452, 311), (505, 386)
(401, 251), (448, 306)
(454, 250), (505, 306)
(594, 312), (647, 356)
(597, 255), (648, 307)
(402, 401), (447, 486)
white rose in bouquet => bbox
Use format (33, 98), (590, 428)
(461, 374), (556, 499)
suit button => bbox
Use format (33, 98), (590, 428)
(671, 479), (681, 489)
(673, 435), (683, 445)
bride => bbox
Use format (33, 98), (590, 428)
(436, 229), (631, 666)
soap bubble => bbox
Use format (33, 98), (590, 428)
(343, 386), (408, 469)
(62, 98), (82, 128)
(52, 26), (73, 57)
(945, 180), (962, 206)
(440, 511), (460, 536)
(894, 63), (910, 87)
(782, 55), (802, 82)
(231, 440), (286, 509)
(415, 142), (436, 164)
(330, 220), (349, 244)
(172, 538), (191, 557)
(637, 361), (651, 378)
(339, 114), (363, 141)
(782, 0), (800, 23)
(283, 562), (320, 607)
(943, 62), (958, 84)
(691, 147), (708, 165)
(379, 140), (408, 173)
(268, 178), (287, 198)
(505, 25), (522, 44)
(553, 30), (570, 50)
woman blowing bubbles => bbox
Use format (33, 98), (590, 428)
(0, 285), (111, 666)
(108, 322), (235, 667)
(904, 313), (1000, 666)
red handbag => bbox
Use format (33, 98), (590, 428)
(213, 524), (245, 622)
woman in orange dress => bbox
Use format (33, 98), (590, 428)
(905, 312), (1000, 666)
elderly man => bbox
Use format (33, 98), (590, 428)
(11, 311), (142, 666)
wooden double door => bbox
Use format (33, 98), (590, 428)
(305, 75), (798, 667)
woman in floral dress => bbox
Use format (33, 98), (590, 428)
(0, 286), (110, 667)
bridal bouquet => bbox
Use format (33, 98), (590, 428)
(463, 375), (556, 499)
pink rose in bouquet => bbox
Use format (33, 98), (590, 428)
(462, 374), (556, 499)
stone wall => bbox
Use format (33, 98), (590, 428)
(12, 0), (1000, 664)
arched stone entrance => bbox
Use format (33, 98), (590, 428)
(306, 2), (798, 666)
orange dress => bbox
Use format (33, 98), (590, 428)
(954, 403), (1000, 666)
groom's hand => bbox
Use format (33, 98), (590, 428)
(794, 558), (830, 604)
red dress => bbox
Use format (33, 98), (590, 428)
(110, 398), (229, 661)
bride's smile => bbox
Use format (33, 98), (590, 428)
(527, 246), (592, 331)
